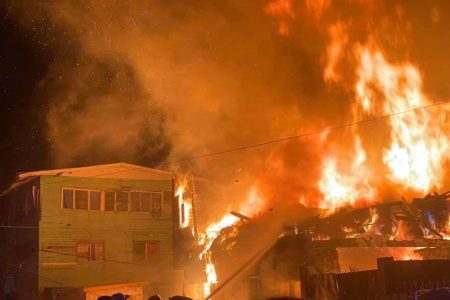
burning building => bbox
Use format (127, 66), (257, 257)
(195, 192), (450, 299)
(0, 163), (182, 300)
(1, 1), (450, 299)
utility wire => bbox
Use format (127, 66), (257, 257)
(3, 100), (449, 299)
(164, 99), (450, 165)
(39, 248), (164, 267)
(30, 98), (450, 187)
(0, 226), (172, 267)
(7, 263), (101, 298)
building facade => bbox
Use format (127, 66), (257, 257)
(0, 163), (178, 300)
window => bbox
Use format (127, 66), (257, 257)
(116, 191), (129, 211)
(105, 191), (115, 211)
(130, 192), (141, 212)
(133, 240), (160, 261)
(62, 189), (74, 209)
(61, 188), (164, 213)
(63, 188), (103, 211)
(92, 242), (105, 261)
(141, 193), (151, 212)
(151, 193), (163, 216)
(76, 241), (90, 261)
(89, 191), (101, 210)
(74, 190), (88, 210)
(146, 241), (160, 259)
(76, 241), (104, 262)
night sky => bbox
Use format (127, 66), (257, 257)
(0, 4), (172, 191)
(0, 5), (52, 190)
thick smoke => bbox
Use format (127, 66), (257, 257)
(4, 0), (450, 220)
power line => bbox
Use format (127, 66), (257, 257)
(7, 263), (102, 298)
(32, 98), (450, 187)
(39, 248), (163, 267)
(0, 225), (172, 267)
(163, 99), (450, 165)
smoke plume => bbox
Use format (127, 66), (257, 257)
(3, 0), (450, 219)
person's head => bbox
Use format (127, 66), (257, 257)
(111, 293), (129, 300)
(147, 295), (162, 300)
(97, 296), (111, 300)
(169, 296), (193, 300)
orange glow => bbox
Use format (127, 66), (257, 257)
(390, 219), (412, 241)
(443, 217), (450, 240)
(203, 251), (217, 297)
(319, 137), (376, 212)
(199, 186), (266, 297)
(391, 247), (424, 260)
(305, 0), (331, 22)
(323, 21), (348, 84)
(354, 46), (450, 193)
(264, 0), (295, 36)
(364, 207), (381, 235)
(176, 185), (193, 229)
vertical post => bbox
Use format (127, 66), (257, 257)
(190, 175), (199, 243)
(377, 256), (394, 299)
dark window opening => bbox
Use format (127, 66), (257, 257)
(116, 191), (129, 212)
(133, 240), (160, 261)
(151, 193), (162, 216)
(130, 192), (141, 212)
(76, 242), (90, 261)
(89, 191), (101, 210)
(141, 193), (151, 212)
(74, 190), (88, 210)
(105, 192), (115, 211)
(76, 241), (104, 261)
(62, 189), (74, 209)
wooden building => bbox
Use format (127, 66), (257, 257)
(0, 163), (180, 299)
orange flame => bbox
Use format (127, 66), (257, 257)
(354, 46), (450, 193)
(305, 0), (331, 22)
(364, 207), (381, 235)
(264, 0), (295, 36)
(390, 219), (412, 241)
(323, 21), (349, 84)
(176, 185), (193, 229)
(319, 137), (376, 212)
(199, 186), (266, 297)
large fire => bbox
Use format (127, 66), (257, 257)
(183, 1), (450, 298)
(354, 46), (450, 193)
(176, 184), (267, 298)
(200, 186), (266, 297)
(319, 137), (376, 212)
(318, 44), (450, 213)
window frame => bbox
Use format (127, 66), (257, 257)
(89, 190), (102, 211)
(75, 240), (105, 262)
(130, 191), (164, 214)
(61, 188), (75, 209)
(61, 188), (164, 214)
(61, 188), (105, 211)
(74, 189), (89, 210)
(103, 190), (116, 212)
(115, 191), (130, 212)
(133, 240), (161, 261)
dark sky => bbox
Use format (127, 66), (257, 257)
(0, 5), (52, 190)
(0, 3), (173, 191)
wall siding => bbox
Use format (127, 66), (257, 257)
(38, 176), (174, 290)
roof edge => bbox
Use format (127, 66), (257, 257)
(18, 162), (173, 180)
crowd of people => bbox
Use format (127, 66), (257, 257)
(97, 294), (192, 300)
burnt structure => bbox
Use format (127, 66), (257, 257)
(208, 192), (450, 300)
